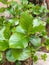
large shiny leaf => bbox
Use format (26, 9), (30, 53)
(6, 50), (16, 62)
(12, 48), (31, 60)
(30, 36), (41, 47)
(9, 33), (28, 49)
(20, 11), (33, 34)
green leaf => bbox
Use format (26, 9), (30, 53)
(6, 50), (16, 62)
(0, 52), (2, 61)
(0, 8), (5, 13)
(21, 0), (28, 4)
(33, 18), (46, 27)
(9, 33), (28, 49)
(16, 61), (21, 65)
(40, 5), (47, 14)
(46, 17), (49, 24)
(32, 18), (46, 34)
(0, 16), (4, 29)
(44, 38), (49, 50)
(32, 5), (40, 15)
(8, 18), (19, 26)
(0, 0), (7, 4)
(11, 1), (18, 6)
(4, 22), (11, 39)
(0, 40), (9, 51)
(0, 27), (5, 40)
(30, 36), (41, 47)
(41, 54), (47, 61)
(7, 2), (18, 16)
(7, 7), (15, 16)
(0, 28), (9, 51)
(12, 26), (25, 34)
(33, 55), (38, 63)
(20, 11), (33, 34)
(12, 48), (31, 60)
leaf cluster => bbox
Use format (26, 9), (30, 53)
(0, 0), (48, 63)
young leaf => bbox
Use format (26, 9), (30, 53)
(33, 55), (38, 63)
(41, 54), (47, 61)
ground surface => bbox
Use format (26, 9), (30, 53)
(33, 52), (49, 65)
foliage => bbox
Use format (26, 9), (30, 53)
(0, 0), (49, 63)
(41, 54), (47, 61)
